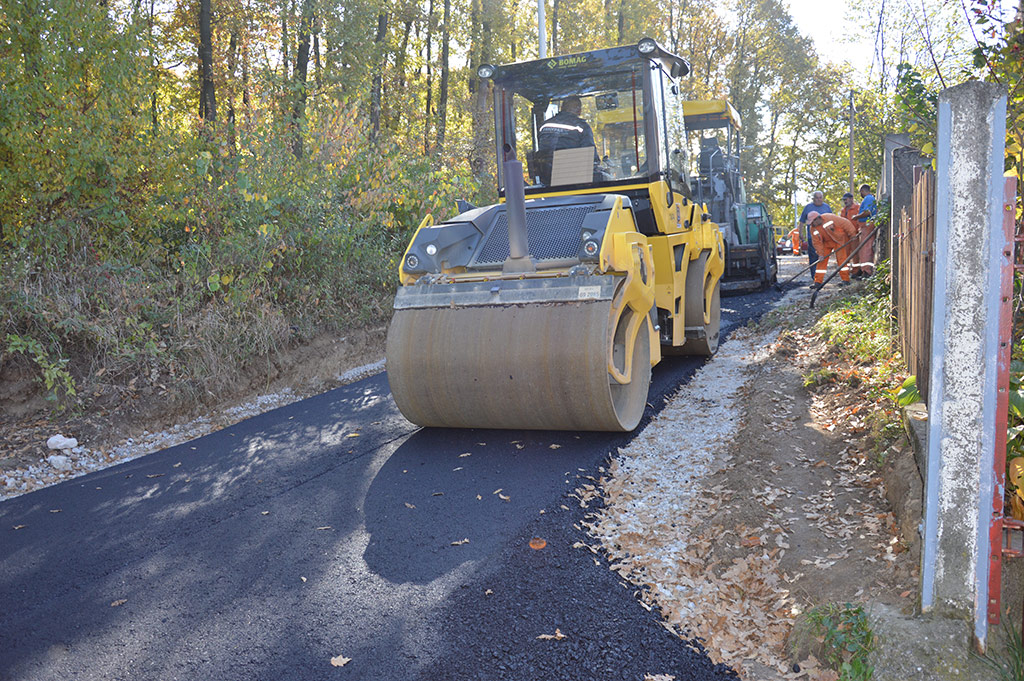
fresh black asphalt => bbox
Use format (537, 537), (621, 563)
(0, 283), (790, 681)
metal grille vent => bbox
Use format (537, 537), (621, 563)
(472, 205), (595, 267)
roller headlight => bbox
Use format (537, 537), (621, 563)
(637, 38), (657, 55)
(425, 244), (437, 256)
(406, 254), (420, 269)
(583, 240), (599, 257)
(477, 64), (495, 79)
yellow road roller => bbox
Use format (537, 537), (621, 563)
(386, 38), (724, 431)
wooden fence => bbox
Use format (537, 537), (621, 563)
(894, 166), (936, 402)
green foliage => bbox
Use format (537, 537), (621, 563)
(803, 367), (838, 388)
(895, 63), (939, 153)
(814, 260), (894, 364)
(894, 375), (921, 407)
(3, 334), (77, 408)
(973, 618), (1024, 681)
(806, 603), (876, 681)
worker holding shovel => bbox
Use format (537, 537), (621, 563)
(807, 211), (859, 284)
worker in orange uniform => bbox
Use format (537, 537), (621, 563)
(806, 211), (858, 284)
(839, 192), (862, 276)
(787, 227), (802, 255)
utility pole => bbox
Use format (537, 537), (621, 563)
(538, 0), (547, 58)
(848, 89), (855, 193)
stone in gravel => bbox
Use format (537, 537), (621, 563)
(46, 435), (78, 451)
(47, 455), (71, 471)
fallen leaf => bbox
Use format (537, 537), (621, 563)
(485, 588), (493, 596)
(330, 655), (351, 667)
(900, 590), (912, 598)
(261, 511), (270, 516)
(316, 526), (332, 530)
(432, 492), (444, 497)
(459, 452), (471, 458)
(49, 509), (61, 514)
(451, 538), (470, 546)
(301, 576), (307, 583)
(453, 467), (463, 472)
(549, 444), (561, 449)
(345, 433), (360, 438)
(110, 599), (127, 607)
(536, 628), (566, 641)
(146, 474), (164, 479)
(493, 488), (503, 495)
(741, 535), (762, 547)
(498, 493), (511, 502)
(12, 525), (25, 530)
(529, 537), (547, 550)
(476, 494), (482, 500)
(404, 502), (416, 509)
(173, 462), (182, 468)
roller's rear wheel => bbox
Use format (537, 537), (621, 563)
(680, 280), (720, 356)
(677, 251), (721, 357)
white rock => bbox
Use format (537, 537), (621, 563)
(47, 455), (71, 471)
(46, 434), (78, 451)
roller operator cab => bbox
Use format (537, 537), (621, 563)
(385, 39), (725, 432)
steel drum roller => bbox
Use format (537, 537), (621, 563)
(386, 299), (651, 431)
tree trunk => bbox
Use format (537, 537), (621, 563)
(198, 0), (217, 122)
(551, 0), (559, 54)
(370, 12), (388, 140)
(436, 0), (450, 154)
(291, 0), (314, 158)
(149, 0), (158, 136)
(616, 0), (625, 45)
(227, 29), (239, 150)
(393, 18), (413, 130)
(313, 28), (321, 90)
(424, 0), (434, 154)
(281, 0), (291, 85)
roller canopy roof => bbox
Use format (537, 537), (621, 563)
(681, 100), (743, 131)
(489, 43), (690, 101)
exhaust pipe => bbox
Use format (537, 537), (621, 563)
(502, 147), (536, 273)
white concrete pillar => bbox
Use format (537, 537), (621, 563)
(921, 82), (1008, 651)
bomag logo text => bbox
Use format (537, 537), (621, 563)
(547, 55), (589, 69)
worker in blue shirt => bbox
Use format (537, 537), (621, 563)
(853, 184), (877, 276)
(799, 191), (832, 281)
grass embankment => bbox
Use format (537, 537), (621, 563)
(806, 262), (908, 457)
(1, 118), (479, 416)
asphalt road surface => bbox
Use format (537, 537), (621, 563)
(0, 280), (794, 681)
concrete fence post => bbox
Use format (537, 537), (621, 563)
(921, 81), (1008, 651)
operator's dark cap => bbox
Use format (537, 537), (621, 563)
(842, 192), (854, 199)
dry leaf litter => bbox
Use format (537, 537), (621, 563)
(582, 325), (794, 672)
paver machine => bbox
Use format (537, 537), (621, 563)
(682, 100), (778, 293)
(385, 39), (725, 431)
